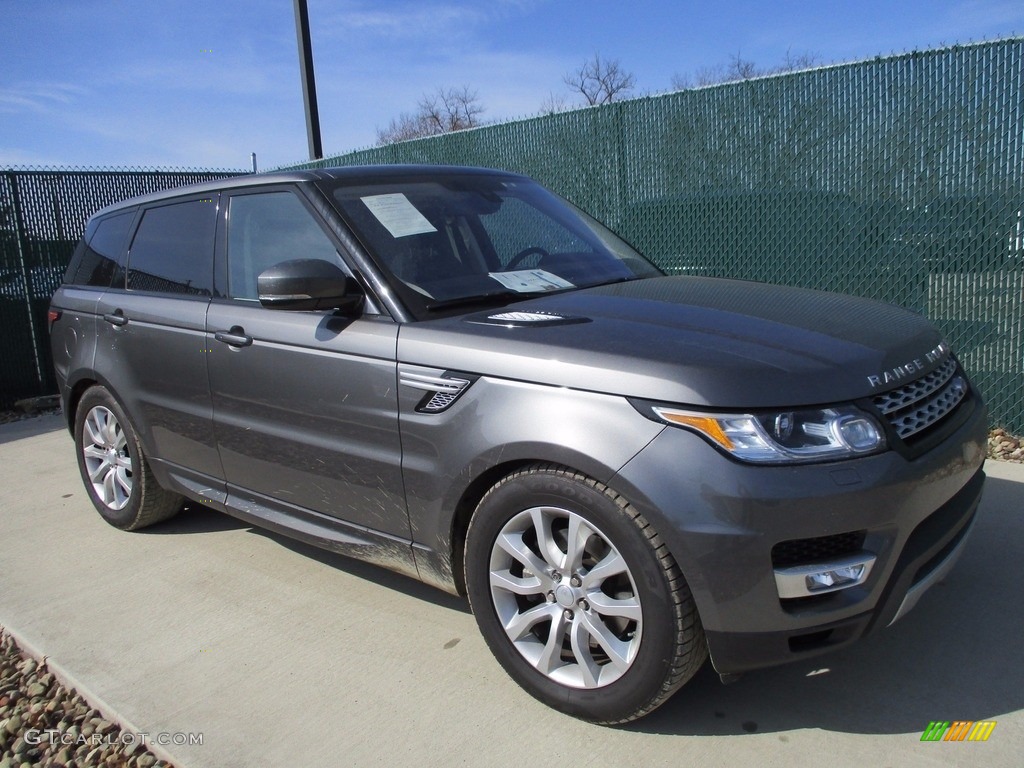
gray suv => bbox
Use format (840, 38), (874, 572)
(49, 166), (987, 723)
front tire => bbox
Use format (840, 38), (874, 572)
(465, 464), (706, 723)
(74, 386), (182, 531)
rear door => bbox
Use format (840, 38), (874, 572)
(93, 195), (223, 494)
(205, 186), (409, 539)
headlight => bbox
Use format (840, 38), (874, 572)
(634, 401), (886, 464)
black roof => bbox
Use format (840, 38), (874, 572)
(90, 165), (523, 219)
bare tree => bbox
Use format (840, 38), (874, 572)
(563, 53), (636, 106)
(377, 112), (432, 144)
(539, 91), (570, 115)
(671, 50), (820, 90)
(780, 48), (821, 72)
(671, 64), (728, 90)
(377, 86), (485, 145)
(727, 52), (760, 80)
(418, 86), (485, 133)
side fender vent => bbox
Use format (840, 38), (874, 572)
(399, 368), (478, 413)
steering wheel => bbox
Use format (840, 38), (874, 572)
(503, 246), (551, 271)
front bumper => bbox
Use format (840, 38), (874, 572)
(611, 395), (988, 675)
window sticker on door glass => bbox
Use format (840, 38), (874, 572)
(488, 269), (575, 292)
(361, 193), (438, 238)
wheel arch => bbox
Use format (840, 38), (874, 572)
(447, 458), (537, 595)
(65, 374), (100, 434)
(443, 449), (639, 597)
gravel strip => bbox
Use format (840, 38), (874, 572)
(0, 628), (175, 768)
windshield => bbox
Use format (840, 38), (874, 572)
(325, 173), (662, 318)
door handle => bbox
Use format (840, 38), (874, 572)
(214, 326), (253, 348)
(102, 310), (128, 327)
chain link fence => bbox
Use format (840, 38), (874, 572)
(2, 40), (1021, 431)
(287, 38), (1024, 433)
(0, 168), (246, 408)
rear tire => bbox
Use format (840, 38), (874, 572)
(465, 463), (706, 723)
(74, 386), (182, 531)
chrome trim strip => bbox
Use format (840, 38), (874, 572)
(399, 372), (469, 394)
(774, 552), (876, 599)
(888, 515), (977, 626)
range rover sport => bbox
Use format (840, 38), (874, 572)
(49, 166), (987, 723)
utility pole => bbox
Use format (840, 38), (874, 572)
(293, 0), (323, 161)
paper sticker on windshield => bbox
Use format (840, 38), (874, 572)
(361, 193), (437, 238)
(488, 270), (575, 292)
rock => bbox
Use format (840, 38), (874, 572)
(987, 428), (1023, 464)
(26, 683), (46, 698)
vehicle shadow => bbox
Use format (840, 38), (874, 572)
(143, 503), (469, 612)
(0, 413), (64, 445)
(141, 502), (249, 534)
(247, 526), (471, 614)
(628, 474), (1023, 736)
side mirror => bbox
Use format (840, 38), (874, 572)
(257, 259), (364, 314)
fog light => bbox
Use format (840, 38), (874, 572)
(774, 553), (876, 599)
(805, 564), (865, 592)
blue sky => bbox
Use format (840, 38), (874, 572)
(2, 0), (1021, 171)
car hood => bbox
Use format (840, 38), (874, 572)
(397, 276), (947, 408)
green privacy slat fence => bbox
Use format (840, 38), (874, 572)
(0, 168), (246, 408)
(288, 39), (1024, 433)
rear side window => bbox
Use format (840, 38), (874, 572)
(127, 199), (216, 296)
(67, 211), (134, 287)
(226, 191), (341, 300)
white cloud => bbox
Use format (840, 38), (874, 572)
(0, 83), (90, 115)
(326, 5), (488, 38)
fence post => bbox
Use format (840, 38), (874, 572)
(6, 171), (45, 392)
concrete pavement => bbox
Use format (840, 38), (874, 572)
(1, 413), (1021, 767)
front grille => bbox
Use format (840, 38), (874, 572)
(872, 358), (968, 441)
(771, 530), (867, 568)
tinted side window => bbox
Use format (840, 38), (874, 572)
(68, 211), (134, 287)
(127, 199), (216, 296)
(227, 192), (340, 300)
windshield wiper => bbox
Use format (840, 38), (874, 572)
(425, 290), (530, 312)
(587, 275), (640, 289)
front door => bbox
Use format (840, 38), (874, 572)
(205, 188), (409, 540)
